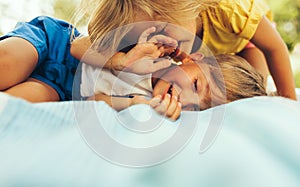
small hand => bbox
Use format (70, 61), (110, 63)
(130, 94), (182, 120)
(119, 27), (178, 74)
(149, 94), (182, 121)
(138, 27), (178, 50)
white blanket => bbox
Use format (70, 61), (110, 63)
(0, 92), (299, 187)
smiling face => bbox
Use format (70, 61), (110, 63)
(152, 62), (226, 111)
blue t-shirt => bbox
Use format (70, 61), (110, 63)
(0, 16), (81, 101)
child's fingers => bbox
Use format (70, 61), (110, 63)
(151, 59), (172, 72)
(149, 95), (162, 107)
(153, 94), (171, 114)
(169, 102), (182, 121)
(149, 34), (178, 47)
(150, 94), (182, 120)
(165, 96), (179, 117)
(138, 27), (156, 43)
(160, 45), (177, 57)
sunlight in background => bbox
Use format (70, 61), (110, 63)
(0, 0), (54, 33)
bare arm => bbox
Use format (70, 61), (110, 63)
(70, 36), (113, 69)
(70, 36), (90, 61)
(251, 16), (296, 100)
(88, 93), (182, 120)
(70, 27), (178, 74)
(87, 93), (134, 111)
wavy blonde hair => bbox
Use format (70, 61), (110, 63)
(75, 0), (219, 51)
(203, 54), (267, 107)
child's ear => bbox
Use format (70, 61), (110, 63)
(190, 52), (204, 61)
(180, 52), (204, 65)
(181, 57), (194, 65)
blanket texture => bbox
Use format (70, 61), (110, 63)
(0, 92), (300, 187)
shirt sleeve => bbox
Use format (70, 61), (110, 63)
(219, 0), (272, 40)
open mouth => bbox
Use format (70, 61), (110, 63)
(163, 83), (173, 96)
(167, 84), (173, 95)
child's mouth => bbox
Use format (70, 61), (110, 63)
(167, 84), (173, 95)
(162, 83), (173, 97)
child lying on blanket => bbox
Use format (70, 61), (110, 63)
(82, 53), (267, 120)
(0, 16), (266, 121)
(79, 26), (267, 120)
(0, 17), (179, 102)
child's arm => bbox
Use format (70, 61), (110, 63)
(70, 36), (113, 68)
(70, 36), (91, 62)
(88, 93), (181, 120)
(87, 93), (135, 111)
(251, 16), (296, 100)
(71, 27), (178, 74)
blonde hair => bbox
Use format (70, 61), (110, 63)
(76, 0), (218, 51)
(203, 54), (267, 107)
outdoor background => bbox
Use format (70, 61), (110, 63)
(0, 0), (299, 87)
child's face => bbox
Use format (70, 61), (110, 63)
(152, 63), (225, 111)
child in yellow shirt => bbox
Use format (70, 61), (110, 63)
(74, 0), (296, 100)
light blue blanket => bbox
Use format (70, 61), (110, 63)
(0, 92), (300, 187)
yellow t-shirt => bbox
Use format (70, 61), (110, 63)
(199, 0), (272, 55)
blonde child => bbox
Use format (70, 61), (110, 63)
(0, 15), (266, 121)
(82, 51), (267, 120)
(74, 0), (296, 100)
(79, 27), (266, 120)
(0, 16), (193, 102)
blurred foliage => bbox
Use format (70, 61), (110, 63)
(267, 0), (300, 88)
(295, 72), (300, 87)
(266, 0), (300, 51)
(53, 0), (88, 28)
(53, 0), (77, 22)
(262, 0), (300, 87)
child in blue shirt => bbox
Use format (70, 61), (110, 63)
(0, 16), (81, 102)
(0, 16), (178, 102)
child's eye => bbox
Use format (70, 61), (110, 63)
(193, 79), (198, 92)
(182, 105), (200, 111)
